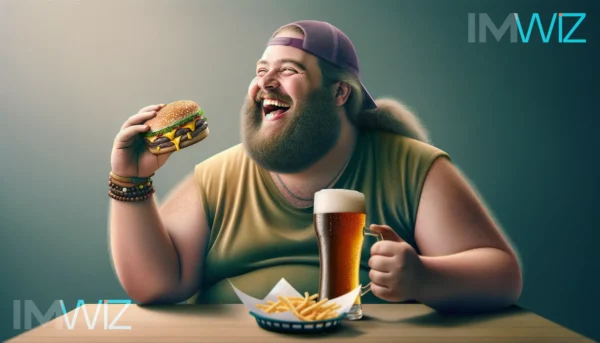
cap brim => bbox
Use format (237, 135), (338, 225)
(360, 81), (377, 110)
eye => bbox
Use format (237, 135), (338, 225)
(281, 67), (297, 75)
(256, 68), (268, 76)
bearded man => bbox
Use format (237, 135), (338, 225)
(108, 20), (523, 315)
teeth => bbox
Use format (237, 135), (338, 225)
(263, 99), (290, 108)
(265, 112), (276, 120)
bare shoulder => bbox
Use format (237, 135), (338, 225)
(414, 157), (517, 257)
(418, 155), (458, 196)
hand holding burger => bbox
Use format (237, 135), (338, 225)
(110, 100), (209, 180)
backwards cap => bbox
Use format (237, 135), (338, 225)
(267, 20), (377, 110)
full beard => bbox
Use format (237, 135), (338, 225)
(240, 87), (341, 173)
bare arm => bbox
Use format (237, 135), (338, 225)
(414, 157), (523, 313)
(109, 172), (209, 304)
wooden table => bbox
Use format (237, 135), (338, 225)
(6, 304), (594, 342)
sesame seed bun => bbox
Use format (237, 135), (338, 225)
(145, 100), (200, 132)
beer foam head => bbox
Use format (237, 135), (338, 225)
(313, 189), (365, 214)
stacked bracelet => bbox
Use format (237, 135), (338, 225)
(110, 172), (155, 185)
(108, 172), (155, 202)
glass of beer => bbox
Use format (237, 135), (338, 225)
(313, 189), (383, 320)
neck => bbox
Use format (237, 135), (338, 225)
(271, 118), (358, 205)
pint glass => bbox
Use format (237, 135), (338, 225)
(313, 189), (383, 320)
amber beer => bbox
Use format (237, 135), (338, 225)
(313, 189), (369, 320)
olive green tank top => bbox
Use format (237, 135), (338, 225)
(188, 129), (449, 304)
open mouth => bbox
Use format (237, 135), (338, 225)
(262, 98), (291, 121)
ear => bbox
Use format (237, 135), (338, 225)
(334, 81), (351, 107)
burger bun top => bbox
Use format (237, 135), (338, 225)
(145, 100), (200, 132)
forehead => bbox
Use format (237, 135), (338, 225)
(258, 30), (318, 69)
(258, 45), (316, 67)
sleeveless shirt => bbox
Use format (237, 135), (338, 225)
(187, 129), (449, 304)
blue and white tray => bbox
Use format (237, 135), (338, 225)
(249, 311), (347, 333)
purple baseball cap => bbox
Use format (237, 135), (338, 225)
(266, 20), (377, 110)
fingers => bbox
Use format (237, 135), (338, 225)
(369, 282), (394, 301)
(368, 255), (395, 272)
(121, 110), (158, 130)
(369, 269), (393, 285)
(139, 103), (166, 114)
(121, 104), (166, 130)
(115, 124), (150, 144)
(369, 224), (404, 242)
(370, 240), (398, 257)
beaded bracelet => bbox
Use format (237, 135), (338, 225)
(109, 180), (153, 194)
(109, 188), (155, 202)
(108, 172), (155, 202)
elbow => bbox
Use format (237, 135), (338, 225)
(125, 290), (161, 305)
(124, 286), (180, 305)
(478, 249), (523, 311)
(480, 250), (523, 312)
(431, 249), (523, 315)
(506, 252), (523, 306)
(121, 278), (195, 305)
(122, 284), (167, 305)
(118, 276), (179, 305)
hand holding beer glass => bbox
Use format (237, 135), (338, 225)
(313, 189), (383, 320)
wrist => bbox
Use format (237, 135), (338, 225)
(413, 256), (435, 303)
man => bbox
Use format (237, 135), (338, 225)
(109, 20), (522, 314)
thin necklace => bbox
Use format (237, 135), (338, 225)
(276, 152), (353, 202)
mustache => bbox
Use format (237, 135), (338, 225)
(254, 90), (292, 104)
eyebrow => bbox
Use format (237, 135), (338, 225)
(256, 58), (307, 71)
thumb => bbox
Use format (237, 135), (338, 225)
(369, 224), (404, 243)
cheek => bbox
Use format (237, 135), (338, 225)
(248, 77), (259, 98)
(281, 79), (310, 101)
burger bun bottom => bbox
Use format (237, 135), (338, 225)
(147, 128), (209, 155)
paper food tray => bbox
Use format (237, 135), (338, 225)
(229, 278), (360, 333)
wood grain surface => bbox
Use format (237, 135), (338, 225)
(6, 304), (595, 342)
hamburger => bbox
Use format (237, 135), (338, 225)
(143, 100), (209, 155)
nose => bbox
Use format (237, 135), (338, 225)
(257, 69), (280, 91)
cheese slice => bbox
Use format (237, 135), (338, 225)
(162, 130), (176, 142)
(147, 116), (200, 150)
(181, 120), (197, 132)
(173, 136), (182, 151)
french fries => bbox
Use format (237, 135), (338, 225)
(255, 292), (342, 321)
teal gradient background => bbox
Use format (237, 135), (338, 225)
(0, 0), (598, 341)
